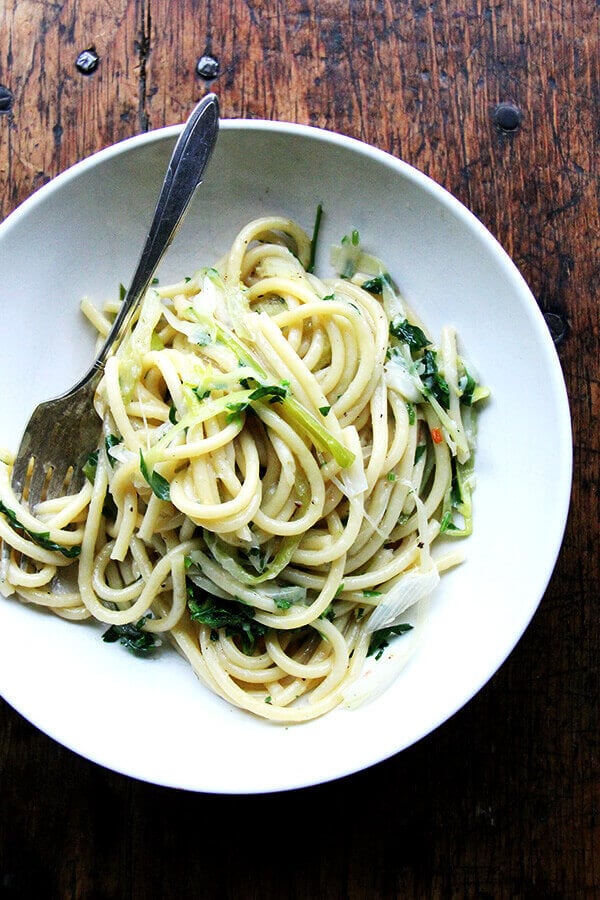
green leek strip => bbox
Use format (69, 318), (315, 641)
(142, 387), (354, 479)
(213, 323), (269, 380)
(203, 529), (302, 585)
(145, 386), (353, 464)
(440, 455), (474, 537)
(145, 389), (253, 463)
(282, 396), (355, 468)
(142, 305), (355, 475)
(208, 312), (354, 467)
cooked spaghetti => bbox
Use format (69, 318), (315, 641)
(0, 215), (488, 722)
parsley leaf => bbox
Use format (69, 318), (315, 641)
(390, 318), (431, 351)
(82, 450), (99, 484)
(274, 596), (292, 610)
(188, 595), (266, 655)
(225, 400), (250, 424)
(105, 434), (121, 467)
(102, 616), (159, 655)
(440, 511), (460, 533)
(367, 623), (414, 660)
(83, 434), (121, 483)
(459, 370), (477, 405)
(0, 500), (81, 558)
(361, 276), (385, 294)
(420, 350), (450, 410)
(248, 383), (289, 403)
(414, 444), (426, 464)
(342, 229), (360, 246)
(226, 383), (289, 423)
(139, 450), (171, 500)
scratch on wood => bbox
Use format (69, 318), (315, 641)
(136, 0), (152, 131)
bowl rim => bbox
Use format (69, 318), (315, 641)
(0, 118), (573, 792)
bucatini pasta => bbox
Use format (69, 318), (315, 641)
(0, 214), (488, 722)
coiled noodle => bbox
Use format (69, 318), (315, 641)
(0, 215), (488, 722)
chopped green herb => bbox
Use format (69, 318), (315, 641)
(319, 406), (331, 416)
(248, 383), (289, 403)
(362, 589), (382, 598)
(0, 500), (81, 558)
(361, 276), (385, 294)
(84, 434), (121, 481)
(390, 318), (431, 351)
(341, 229), (360, 246)
(193, 386), (211, 401)
(458, 370), (477, 405)
(105, 434), (121, 466)
(406, 401), (416, 426)
(225, 383), (289, 423)
(368, 623), (414, 660)
(188, 594), (266, 655)
(420, 350), (450, 410)
(139, 450), (171, 501)
(319, 604), (336, 621)
(82, 450), (99, 483)
(440, 511), (460, 533)
(102, 616), (159, 655)
(414, 444), (426, 464)
(225, 400), (250, 424)
(274, 596), (293, 610)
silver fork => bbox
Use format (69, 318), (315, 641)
(10, 93), (219, 510)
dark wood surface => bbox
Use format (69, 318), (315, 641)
(1, 1), (598, 897)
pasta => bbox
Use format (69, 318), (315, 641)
(0, 215), (488, 722)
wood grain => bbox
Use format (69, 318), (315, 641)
(1, 0), (598, 896)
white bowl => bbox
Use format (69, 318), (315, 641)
(0, 119), (572, 793)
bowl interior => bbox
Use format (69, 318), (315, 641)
(0, 121), (572, 793)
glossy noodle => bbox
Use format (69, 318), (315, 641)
(0, 215), (488, 722)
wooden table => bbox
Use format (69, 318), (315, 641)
(1, 1), (598, 896)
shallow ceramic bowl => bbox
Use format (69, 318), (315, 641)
(0, 119), (572, 793)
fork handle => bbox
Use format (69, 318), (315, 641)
(67, 93), (220, 394)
